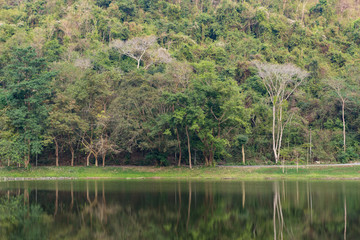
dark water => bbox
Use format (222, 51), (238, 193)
(0, 180), (358, 240)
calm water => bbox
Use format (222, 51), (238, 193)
(0, 180), (358, 240)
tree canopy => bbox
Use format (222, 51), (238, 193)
(0, 0), (360, 167)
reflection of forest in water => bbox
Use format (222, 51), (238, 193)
(0, 181), (358, 240)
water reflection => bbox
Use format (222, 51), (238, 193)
(0, 180), (358, 239)
(273, 182), (284, 240)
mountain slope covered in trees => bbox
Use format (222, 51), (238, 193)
(0, 0), (360, 166)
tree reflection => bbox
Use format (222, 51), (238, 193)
(54, 181), (58, 217)
(273, 182), (284, 240)
(344, 195), (347, 240)
(0, 194), (48, 240)
(242, 181), (245, 208)
(0, 180), (358, 239)
(186, 181), (191, 232)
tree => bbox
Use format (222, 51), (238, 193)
(327, 78), (353, 153)
(48, 62), (94, 167)
(0, 47), (55, 167)
(48, 92), (84, 167)
(111, 36), (172, 69)
(109, 72), (163, 158)
(111, 36), (156, 69)
(158, 62), (193, 167)
(254, 62), (308, 163)
(0, 108), (22, 166)
(144, 47), (172, 70)
(77, 71), (116, 167)
(237, 135), (248, 164)
(162, 61), (249, 167)
(93, 108), (118, 167)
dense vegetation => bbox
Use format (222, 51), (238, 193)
(0, 0), (359, 167)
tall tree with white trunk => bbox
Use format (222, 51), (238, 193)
(254, 62), (308, 163)
(327, 78), (353, 153)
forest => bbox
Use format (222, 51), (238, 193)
(0, 0), (360, 167)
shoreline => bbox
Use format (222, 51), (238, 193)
(2, 177), (360, 181)
(0, 164), (360, 181)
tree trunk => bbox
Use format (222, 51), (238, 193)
(176, 127), (182, 166)
(25, 139), (30, 168)
(137, 50), (146, 69)
(194, 151), (196, 165)
(209, 143), (214, 166)
(54, 138), (59, 167)
(242, 144), (245, 164)
(272, 104), (279, 163)
(95, 153), (98, 167)
(282, 0), (287, 13)
(204, 155), (209, 166)
(309, 129), (312, 163)
(185, 125), (192, 169)
(277, 106), (284, 163)
(70, 145), (74, 167)
(86, 152), (91, 166)
(102, 153), (106, 167)
(103, 134), (107, 167)
(301, 1), (307, 25)
(342, 100), (346, 153)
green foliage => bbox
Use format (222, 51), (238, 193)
(336, 147), (358, 163)
(236, 135), (249, 146)
(0, 47), (55, 166)
(0, 0), (360, 166)
(145, 151), (169, 166)
(42, 39), (63, 62)
(310, 0), (334, 21)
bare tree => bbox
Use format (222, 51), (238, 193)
(74, 58), (92, 69)
(254, 62), (308, 163)
(167, 61), (192, 91)
(327, 78), (352, 153)
(111, 36), (157, 69)
(144, 47), (172, 69)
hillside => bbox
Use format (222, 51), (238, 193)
(0, 0), (360, 167)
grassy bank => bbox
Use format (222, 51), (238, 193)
(0, 165), (360, 180)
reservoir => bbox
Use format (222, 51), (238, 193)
(0, 180), (356, 239)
